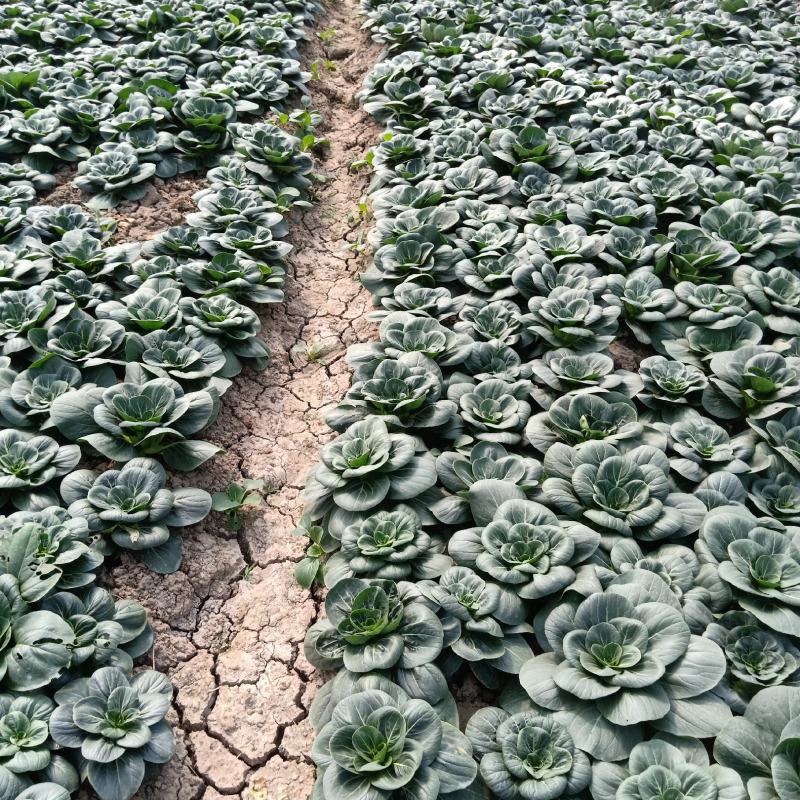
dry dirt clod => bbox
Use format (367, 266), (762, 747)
(101, 2), (384, 798)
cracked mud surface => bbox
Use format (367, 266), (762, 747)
(76, 5), (383, 798)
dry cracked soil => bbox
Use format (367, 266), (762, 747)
(71, 4), (384, 798)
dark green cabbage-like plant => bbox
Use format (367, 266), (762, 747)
(49, 668), (174, 800)
(311, 681), (478, 800)
(714, 686), (800, 800)
(60, 458), (211, 573)
(323, 505), (451, 587)
(591, 738), (745, 800)
(542, 441), (706, 544)
(466, 707), (591, 800)
(303, 418), (437, 538)
(520, 571), (731, 760)
(50, 375), (221, 471)
(303, 578), (444, 674)
(705, 610), (800, 714)
(0, 431), (80, 511)
(697, 506), (800, 637)
(448, 499), (599, 600)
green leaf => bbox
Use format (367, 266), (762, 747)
(87, 753), (146, 800)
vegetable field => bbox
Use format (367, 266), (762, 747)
(0, 0), (800, 796)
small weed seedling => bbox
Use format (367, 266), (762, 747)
(318, 27), (337, 46)
(212, 478), (270, 531)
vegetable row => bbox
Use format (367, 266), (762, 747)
(0, 1), (322, 799)
(0, 0), (322, 208)
(298, 0), (800, 799)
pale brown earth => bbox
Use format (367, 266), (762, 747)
(44, 171), (207, 244)
(74, 3), (383, 797)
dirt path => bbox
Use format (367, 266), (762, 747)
(102, 5), (383, 797)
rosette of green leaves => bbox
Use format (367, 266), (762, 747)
(40, 232), (136, 281)
(663, 315), (764, 368)
(705, 611), (800, 714)
(703, 345), (800, 420)
(459, 342), (534, 385)
(449, 499), (599, 601)
(309, 667), (457, 733)
(605, 269), (687, 346)
(5, 110), (89, 173)
(630, 167), (701, 220)
(522, 286), (620, 352)
(177, 252), (285, 304)
(568, 195), (656, 233)
(60, 457), (211, 573)
(526, 224), (604, 267)
(521, 571), (731, 760)
(232, 123), (314, 191)
(530, 350), (641, 410)
(526, 392), (645, 455)
(465, 707), (590, 800)
(186, 187), (286, 232)
(433, 441), (541, 526)
(673, 282), (756, 332)
(454, 299), (522, 347)
(666, 409), (754, 484)
(28, 316), (125, 371)
(0, 359), (91, 432)
(198, 218), (292, 266)
(41, 589), (150, 674)
(591, 738), (745, 800)
(349, 312), (473, 376)
(734, 265), (800, 336)
(0, 247), (51, 290)
(0, 507), (101, 601)
(0, 692), (79, 797)
(303, 418), (437, 537)
(0, 288), (71, 357)
(0, 430), (80, 512)
(691, 199), (784, 267)
(638, 356), (708, 418)
(482, 125), (576, 176)
(592, 539), (731, 633)
(311, 683), (478, 800)
(598, 226), (666, 273)
(416, 566), (533, 687)
(51, 375), (221, 470)
(749, 407), (800, 474)
(714, 686), (800, 800)
(172, 92), (236, 165)
(655, 227), (740, 284)
(323, 505), (451, 587)
(179, 294), (269, 373)
(365, 230), (458, 299)
(95, 278), (183, 333)
(697, 506), (800, 637)
(24, 205), (114, 245)
(326, 352), (458, 435)
(371, 284), (459, 322)
(448, 378), (532, 445)
(511, 258), (603, 304)
(73, 143), (156, 209)
(749, 472), (800, 523)
(455, 252), (521, 303)
(304, 578), (443, 673)
(43, 269), (112, 312)
(49, 667), (174, 800)
(542, 441), (706, 544)
(124, 329), (228, 388)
